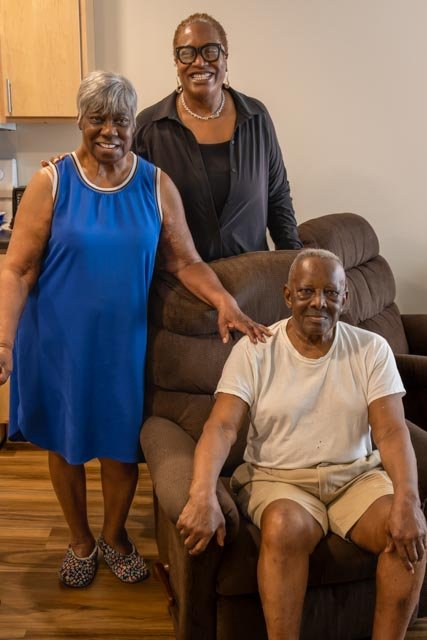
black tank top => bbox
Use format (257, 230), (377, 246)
(199, 141), (231, 218)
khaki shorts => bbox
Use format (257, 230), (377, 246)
(230, 451), (393, 539)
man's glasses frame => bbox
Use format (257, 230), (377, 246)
(175, 43), (226, 65)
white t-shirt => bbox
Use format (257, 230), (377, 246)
(216, 319), (405, 469)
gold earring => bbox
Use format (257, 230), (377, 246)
(176, 75), (183, 94)
(223, 70), (230, 89)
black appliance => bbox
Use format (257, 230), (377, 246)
(11, 186), (26, 227)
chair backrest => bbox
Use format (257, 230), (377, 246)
(146, 213), (409, 472)
(299, 213), (409, 353)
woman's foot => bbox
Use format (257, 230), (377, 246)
(99, 531), (132, 555)
(59, 543), (98, 588)
(70, 538), (97, 558)
(98, 535), (150, 583)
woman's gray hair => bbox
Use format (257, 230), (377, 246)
(288, 248), (345, 285)
(77, 70), (137, 126)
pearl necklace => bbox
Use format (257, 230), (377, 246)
(180, 90), (225, 121)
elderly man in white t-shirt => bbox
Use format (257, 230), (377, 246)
(177, 249), (427, 640)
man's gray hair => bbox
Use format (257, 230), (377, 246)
(77, 70), (137, 126)
(288, 248), (345, 285)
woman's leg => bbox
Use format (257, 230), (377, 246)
(48, 451), (95, 556)
(99, 458), (139, 554)
(0, 422), (7, 449)
(0, 379), (9, 448)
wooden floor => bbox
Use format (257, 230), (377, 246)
(0, 442), (426, 640)
(0, 442), (174, 640)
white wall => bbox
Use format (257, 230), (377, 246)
(2, 0), (426, 311)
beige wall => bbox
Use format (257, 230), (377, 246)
(2, 0), (426, 311)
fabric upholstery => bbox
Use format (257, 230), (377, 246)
(402, 315), (427, 355)
(400, 365), (427, 436)
(297, 212), (379, 268)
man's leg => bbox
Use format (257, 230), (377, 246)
(350, 495), (426, 640)
(48, 451), (95, 556)
(258, 498), (324, 640)
(99, 458), (139, 554)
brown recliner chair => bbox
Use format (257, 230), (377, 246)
(141, 213), (427, 640)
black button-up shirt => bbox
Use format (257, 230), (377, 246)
(133, 88), (302, 261)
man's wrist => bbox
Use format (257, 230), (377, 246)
(189, 483), (217, 501)
(393, 488), (420, 506)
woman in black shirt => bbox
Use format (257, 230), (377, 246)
(133, 13), (302, 262)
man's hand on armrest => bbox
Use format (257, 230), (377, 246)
(175, 393), (249, 556)
(177, 493), (226, 556)
(369, 394), (427, 572)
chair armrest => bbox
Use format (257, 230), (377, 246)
(141, 416), (240, 540)
(401, 315), (427, 355)
(395, 355), (427, 430)
(406, 420), (427, 503)
(141, 416), (196, 523)
(155, 501), (223, 640)
(395, 354), (427, 389)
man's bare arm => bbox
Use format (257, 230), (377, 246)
(369, 394), (427, 572)
(176, 393), (249, 555)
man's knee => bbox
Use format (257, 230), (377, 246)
(350, 494), (394, 554)
(260, 499), (322, 555)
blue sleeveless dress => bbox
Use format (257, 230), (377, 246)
(9, 152), (162, 464)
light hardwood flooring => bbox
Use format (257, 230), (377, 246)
(0, 442), (174, 640)
(0, 442), (426, 640)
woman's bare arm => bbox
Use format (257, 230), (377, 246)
(0, 170), (53, 383)
(157, 171), (271, 344)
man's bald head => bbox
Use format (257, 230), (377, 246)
(287, 249), (346, 289)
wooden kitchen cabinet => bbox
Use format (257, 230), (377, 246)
(0, 0), (94, 121)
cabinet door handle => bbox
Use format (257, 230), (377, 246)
(6, 79), (12, 114)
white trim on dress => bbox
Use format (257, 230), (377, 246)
(71, 151), (138, 192)
(155, 167), (163, 223)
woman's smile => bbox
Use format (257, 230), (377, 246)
(189, 71), (214, 83)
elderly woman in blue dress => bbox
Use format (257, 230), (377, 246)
(0, 70), (269, 588)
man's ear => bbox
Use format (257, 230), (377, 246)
(340, 289), (350, 314)
(284, 284), (292, 309)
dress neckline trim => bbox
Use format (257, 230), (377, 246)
(71, 151), (138, 192)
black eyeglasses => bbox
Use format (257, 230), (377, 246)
(175, 43), (226, 64)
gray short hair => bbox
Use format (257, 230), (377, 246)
(288, 248), (345, 285)
(77, 70), (137, 126)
